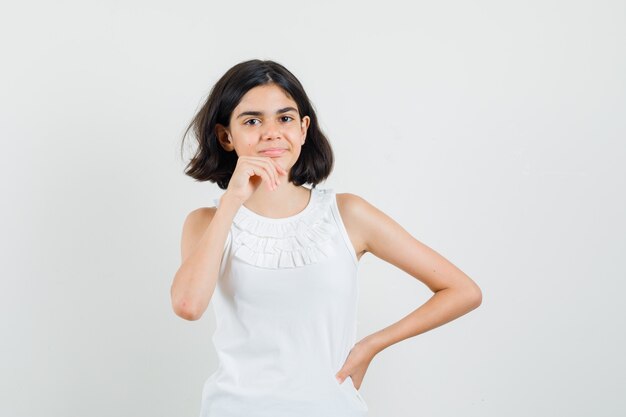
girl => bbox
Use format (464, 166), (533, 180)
(171, 59), (482, 417)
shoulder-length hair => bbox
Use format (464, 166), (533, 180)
(180, 59), (334, 190)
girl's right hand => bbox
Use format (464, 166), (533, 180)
(223, 156), (288, 204)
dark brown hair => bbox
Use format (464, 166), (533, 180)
(180, 59), (334, 190)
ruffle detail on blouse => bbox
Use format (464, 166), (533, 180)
(229, 188), (339, 269)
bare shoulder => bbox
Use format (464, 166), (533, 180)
(335, 191), (412, 259)
(335, 192), (379, 260)
(336, 191), (416, 270)
(186, 206), (217, 223)
(180, 206), (217, 262)
(183, 206), (218, 232)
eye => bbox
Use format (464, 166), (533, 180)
(244, 116), (294, 126)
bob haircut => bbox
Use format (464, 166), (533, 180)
(180, 59), (334, 190)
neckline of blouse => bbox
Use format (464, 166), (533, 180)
(237, 187), (319, 224)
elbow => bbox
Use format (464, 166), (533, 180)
(172, 298), (203, 321)
(170, 287), (204, 321)
(468, 285), (482, 309)
(458, 274), (482, 309)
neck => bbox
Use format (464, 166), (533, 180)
(244, 182), (311, 218)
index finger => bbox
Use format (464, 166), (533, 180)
(269, 158), (287, 174)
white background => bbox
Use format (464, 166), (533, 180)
(1, 1), (624, 416)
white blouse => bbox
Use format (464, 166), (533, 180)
(199, 186), (368, 417)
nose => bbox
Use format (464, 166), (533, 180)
(261, 118), (282, 140)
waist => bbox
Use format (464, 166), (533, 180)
(201, 365), (369, 416)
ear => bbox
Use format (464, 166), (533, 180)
(301, 115), (310, 144)
(215, 124), (234, 151)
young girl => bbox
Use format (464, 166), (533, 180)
(171, 59), (482, 417)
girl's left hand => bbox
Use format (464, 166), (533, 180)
(335, 338), (378, 390)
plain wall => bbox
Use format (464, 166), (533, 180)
(1, 1), (624, 416)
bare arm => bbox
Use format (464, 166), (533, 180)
(170, 154), (286, 321)
(340, 193), (483, 355)
(170, 193), (243, 321)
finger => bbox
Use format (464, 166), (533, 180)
(262, 158), (280, 186)
(246, 158), (278, 188)
(250, 156), (285, 182)
(267, 158), (287, 184)
(248, 164), (276, 191)
(272, 158), (287, 175)
(267, 157), (285, 174)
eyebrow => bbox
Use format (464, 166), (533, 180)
(235, 107), (298, 119)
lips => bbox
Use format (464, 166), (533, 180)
(259, 148), (287, 156)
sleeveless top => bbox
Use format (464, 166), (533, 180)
(199, 186), (368, 417)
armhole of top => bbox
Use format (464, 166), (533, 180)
(213, 196), (232, 275)
(330, 192), (359, 267)
(218, 229), (231, 279)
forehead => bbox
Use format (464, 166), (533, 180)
(235, 84), (297, 109)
